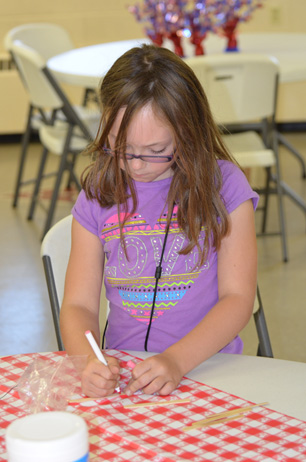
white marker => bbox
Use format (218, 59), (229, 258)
(85, 330), (120, 393)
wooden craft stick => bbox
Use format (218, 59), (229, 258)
(182, 402), (269, 431)
(183, 414), (242, 431)
(124, 398), (191, 409)
(192, 401), (269, 425)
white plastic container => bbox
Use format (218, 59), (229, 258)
(5, 412), (89, 462)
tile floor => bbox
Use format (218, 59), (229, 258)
(0, 131), (306, 361)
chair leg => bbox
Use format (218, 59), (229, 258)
(261, 167), (272, 234)
(42, 255), (65, 351)
(82, 88), (98, 106)
(277, 131), (306, 179)
(254, 287), (273, 358)
(254, 309), (273, 357)
(66, 152), (78, 190)
(68, 165), (82, 191)
(82, 88), (91, 106)
(273, 133), (289, 263)
(12, 105), (35, 208)
(27, 146), (49, 220)
(41, 126), (74, 239)
(41, 154), (68, 239)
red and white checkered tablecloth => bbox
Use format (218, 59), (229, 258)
(1, 351), (306, 461)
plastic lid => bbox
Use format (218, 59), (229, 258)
(6, 412), (88, 462)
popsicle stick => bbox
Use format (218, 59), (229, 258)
(183, 414), (242, 431)
(195, 401), (269, 424)
(182, 401), (269, 431)
(124, 398), (191, 409)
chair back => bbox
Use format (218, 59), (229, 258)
(41, 214), (73, 305)
(41, 215), (73, 350)
(41, 215), (108, 350)
(184, 53), (279, 125)
(4, 23), (74, 61)
(7, 38), (63, 109)
(6, 38), (94, 139)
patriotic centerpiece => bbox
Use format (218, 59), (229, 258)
(128, 0), (264, 56)
(216, 0), (264, 52)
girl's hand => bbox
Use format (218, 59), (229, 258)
(124, 353), (183, 396)
(81, 355), (120, 397)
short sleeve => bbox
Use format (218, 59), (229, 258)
(71, 190), (101, 236)
(218, 160), (259, 213)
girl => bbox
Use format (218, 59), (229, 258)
(60, 44), (258, 398)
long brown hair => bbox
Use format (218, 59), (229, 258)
(81, 44), (236, 266)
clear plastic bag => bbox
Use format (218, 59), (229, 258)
(16, 355), (87, 413)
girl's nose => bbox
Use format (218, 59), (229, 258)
(129, 157), (145, 170)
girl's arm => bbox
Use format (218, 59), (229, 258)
(124, 199), (257, 396)
(60, 218), (120, 397)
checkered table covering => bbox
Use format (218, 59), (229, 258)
(1, 351), (306, 461)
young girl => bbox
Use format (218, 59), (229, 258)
(60, 44), (258, 398)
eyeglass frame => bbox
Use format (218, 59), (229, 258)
(103, 147), (176, 163)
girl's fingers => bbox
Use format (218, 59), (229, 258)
(81, 357), (120, 397)
(124, 354), (181, 396)
(141, 376), (167, 395)
(105, 355), (120, 368)
(82, 374), (119, 397)
(124, 361), (163, 395)
(124, 375), (148, 396)
(158, 381), (176, 396)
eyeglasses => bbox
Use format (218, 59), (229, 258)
(103, 147), (175, 163)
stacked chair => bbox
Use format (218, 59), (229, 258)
(5, 24), (100, 238)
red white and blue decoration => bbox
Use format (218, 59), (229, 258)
(128, 0), (265, 56)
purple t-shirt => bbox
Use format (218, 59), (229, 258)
(72, 160), (258, 354)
